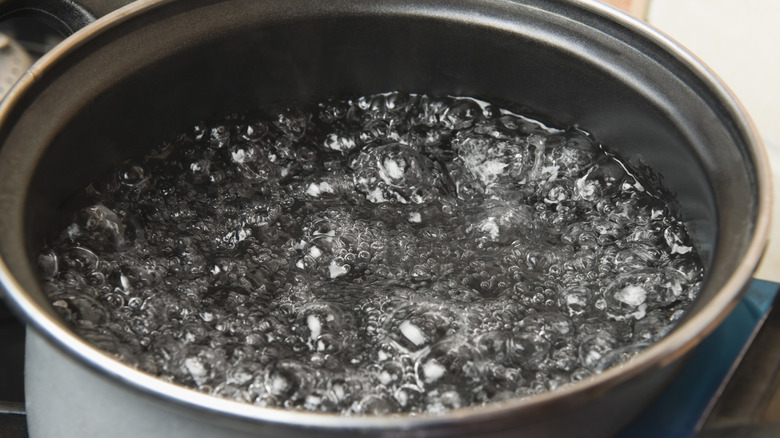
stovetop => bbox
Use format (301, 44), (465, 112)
(1, 280), (778, 438)
(0, 302), (26, 437)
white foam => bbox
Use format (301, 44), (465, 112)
(615, 285), (647, 307)
(184, 357), (207, 383)
(671, 243), (693, 255)
(399, 320), (426, 346)
(328, 261), (348, 279)
(306, 181), (335, 197)
(307, 314), (322, 340)
(231, 148), (248, 163)
(382, 157), (405, 180)
(422, 359), (446, 383)
(479, 218), (500, 240)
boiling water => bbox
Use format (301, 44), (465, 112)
(39, 93), (703, 414)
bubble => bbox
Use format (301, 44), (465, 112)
(441, 99), (483, 130)
(543, 131), (598, 176)
(549, 340), (579, 372)
(496, 114), (533, 133)
(382, 302), (459, 353)
(207, 124), (231, 148)
(507, 331), (550, 370)
(297, 208), (379, 280)
(80, 327), (140, 364)
(187, 157), (214, 184)
(425, 386), (464, 413)
(318, 100), (349, 124)
(578, 318), (632, 344)
(394, 383), (425, 410)
(664, 223), (694, 255)
(327, 375), (366, 409)
(518, 313), (574, 342)
(118, 161), (149, 187)
(632, 311), (672, 343)
(614, 242), (663, 271)
(273, 106), (309, 140)
(238, 120), (269, 141)
(412, 95), (449, 127)
(561, 223), (598, 249)
(181, 322), (209, 344)
(584, 156), (630, 195)
(56, 294), (109, 326)
(474, 331), (511, 364)
(294, 302), (349, 346)
(579, 332), (617, 369)
(103, 292), (126, 309)
(557, 286), (592, 317)
(481, 362), (524, 400)
(467, 202), (536, 244)
(264, 360), (315, 403)
(356, 394), (399, 415)
(352, 143), (440, 204)
(76, 204), (128, 251)
(60, 247), (99, 274)
(323, 132), (359, 153)
(38, 249), (59, 279)
(213, 383), (253, 403)
(415, 339), (482, 391)
(229, 142), (276, 180)
(544, 180), (573, 205)
(184, 356), (211, 386)
(360, 119), (394, 144)
(374, 360), (407, 386)
(605, 269), (688, 319)
(452, 134), (531, 196)
(198, 286), (247, 310)
(573, 170), (603, 202)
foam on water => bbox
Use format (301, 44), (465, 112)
(39, 92), (703, 415)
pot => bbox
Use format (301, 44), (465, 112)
(0, 0), (772, 436)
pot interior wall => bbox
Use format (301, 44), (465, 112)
(0, 0), (759, 357)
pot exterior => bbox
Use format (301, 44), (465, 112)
(26, 328), (682, 437)
(0, 0), (771, 436)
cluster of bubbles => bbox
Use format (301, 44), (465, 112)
(39, 92), (703, 415)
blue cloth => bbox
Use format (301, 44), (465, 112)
(614, 279), (779, 438)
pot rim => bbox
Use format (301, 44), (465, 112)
(0, 0), (772, 430)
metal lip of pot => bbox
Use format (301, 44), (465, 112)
(0, 0), (773, 434)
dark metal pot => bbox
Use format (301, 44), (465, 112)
(0, 0), (772, 436)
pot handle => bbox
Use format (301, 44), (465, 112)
(0, 0), (135, 36)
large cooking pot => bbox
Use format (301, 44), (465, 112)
(0, 0), (772, 436)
